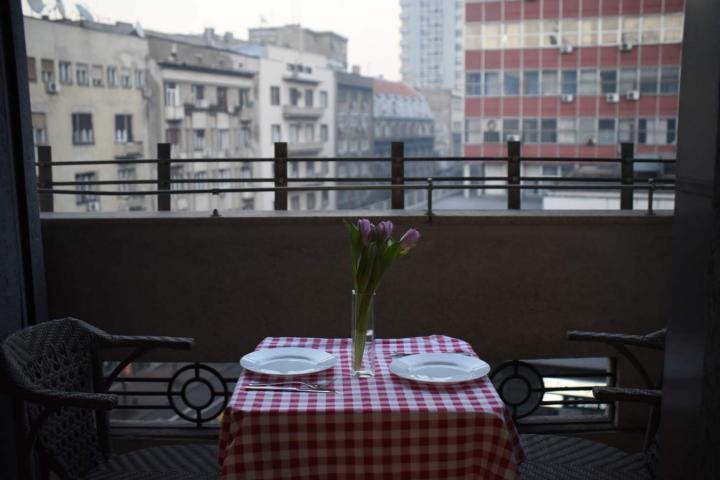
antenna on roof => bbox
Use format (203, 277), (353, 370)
(55, 0), (66, 18)
(76, 3), (94, 22)
(27, 0), (46, 14)
(259, 15), (267, 26)
(134, 22), (145, 38)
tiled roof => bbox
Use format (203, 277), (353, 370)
(373, 79), (421, 97)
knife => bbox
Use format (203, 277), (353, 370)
(244, 385), (333, 393)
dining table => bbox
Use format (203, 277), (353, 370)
(218, 335), (525, 479)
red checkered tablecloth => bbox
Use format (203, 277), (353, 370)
(218, 335), (524, 479)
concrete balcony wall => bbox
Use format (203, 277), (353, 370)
(41, 211), (671, 366)
(282, 105), (324, 119)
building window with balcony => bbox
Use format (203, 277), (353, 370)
(305, 89), (314, 107)
(27, 56), (37, 82)
(558, 118), (576, 144)
(59, 61), (72, 85)
(76, 63), (89, 86)
(579, 69), (598, 95)
(483, 72), (500, 96)
(600, 70), (617, 94)
(320, 90), (328, 108)
(561, 70), (577, 95)
(503, 71), (520, 96)
(193, 129), (206, 151)
(321, 124), (328, 142)
(660, 67), (680, 94)
(305, 124), (315, 142)
(598, 119), (616, 145)
(114, 114), (133, 143)
(271, 124), (281, 142)
(41, 59), (55, 84)
(290, 87), (302, 106)
(32, 113), (48, 145)
(91, 65), (103, 87)
(72, 113), (94, 145)
(192, 84), (205, 106)
(75, 171), (98, 206)
(121, 70), (132, 89)
(134, 70), (145, 89)
(540, 119), (557, 143)
(107, 66), (118, 88)
(640, 68), (659, 94)
(117, 166), (137, 193)
(240, 127), (251, 148)
(290, 124), (301, 143)
(165, 82), (179, 106)
(541, 70), (559, 96)
(217, 87), (227, 111)
(239, 88), (251, 108)
(217, 129), (230, 151)
(523, 71), (539, 96)
(271, 86), (280, 105)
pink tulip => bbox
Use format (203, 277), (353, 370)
(376, 221), (394, 241)
(399, 229), (421, 249)
(357, 218), (375, 245)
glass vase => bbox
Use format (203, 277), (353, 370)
(351, 290), (375, 377)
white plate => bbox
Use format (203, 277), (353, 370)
(240, 347), (337, 376)
(390, 353), (490, 384)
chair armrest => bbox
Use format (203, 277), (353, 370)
(14, 386), (118, 410)
(567, 330), (665, 350)
(592, 387), (661, 406)
(105, 335), (194, 350)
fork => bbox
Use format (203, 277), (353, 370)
(247, 380), (333, 389)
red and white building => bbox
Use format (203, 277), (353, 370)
(464, 0), (684, 160)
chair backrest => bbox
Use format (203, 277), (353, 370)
(1, 318), (109, 479)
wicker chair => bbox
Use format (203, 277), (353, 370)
(0, 317), (219, 480)
(519, 328), (666, 480)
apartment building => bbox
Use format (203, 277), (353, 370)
(400, 0), (465, 93)
(249, 25), (348, 71)
(25, 16), (153, 213)
(146, 36), (260, 212)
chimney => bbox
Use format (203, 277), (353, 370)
(352, 65), (361, 75)
(204, 27), (215, 46)
(224, 31), (234, 42)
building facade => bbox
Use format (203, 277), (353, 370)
(464, 0), (684, 162)
(25, 16), (153, 213)
(400, 0), (465, 93)
(249, 25), (348, 72)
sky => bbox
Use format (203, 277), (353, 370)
(28, 0), (401, 80)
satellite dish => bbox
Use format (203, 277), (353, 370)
(55, 0), (66, 18)
(27, 0), (46, 14)
(134, 22), (145, 38)
(76, 4), (94, 22)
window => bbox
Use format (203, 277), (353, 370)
(640, 68), (658, 94)
(59, 61), (72, 84)
(307, 193), (316, 210)
(72, 113), (94, 145)
(660, 67), (680, 94)
(560, 19), (579, 46)
(619, 119), (635, 143)
(321, 190), (329, 208)
(164, 82), (179, 107)
(503, 71), (520, 96)
(503, 119), (520, 141)
(600, 70), (617, 94)
(75, 172), (98, 206)
(118, 166), (137, 193)
(504, 22), (522, 48)
(558, 118), (576, 144)
(194, 171), (207, 190)
(639, 118), (677, 145)
(306, 161), (316, 176)
(271, 86), (281, 105)
(598, 119), (616, 144)
(27, 57), (37, 82)
(120, 70), (132, 89)
(541, 70), (559, 96)
(91, 65), (103, 87)
(239, 126), (251, 148)
(216, 129), (230, 151)
(577, 69), (597, 95)
(305, 124), (315, 142)
(114, 114), (133, 143)
(134, 70), (145, 89)
(482, 119), (501, 143)
(524, 20), (541, 47)
(540, 119), (557, 143)
(289, 87), (302, 106)
(41, 59), (55, 84)
(290, 195), (300, 210)
(305, 89), (314, 107)
(543, 20), (560, 47)
(465, 119), (483, 144)
(239, 88), (251, 108)
(217, 87), (227, 110)
(321, 124), (329, 142)
(561, 70), (577, 95)
(166, 127), (181, 146)
(663, 13), (683, 43)
(620, 68), (638, 93)
(523, 71), (540, 95)
(600, 17), (620, 45)
(483, 72), (500, 96)
(193, 129), (206, 150)
(320, 90), (328, 108)
(271, 124), (281, 142)
(641, 15), (662, 44)
(578, 118), (596, 144)
(32, 113), (47, 145)
(482, 23), (501, 49)
(107, 66), (118, 88)
(622, 17), (640, 44)
(580, 19), (598, 46)
(76, 63), (89, 86)
(522, 119), (539, 143)
(289, 124), (301, 143)
(170, 165), (184, 191)
(466, 72), (482, 96)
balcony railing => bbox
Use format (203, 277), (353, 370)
(35, 141), (675, 215)
(282, 105), (325, 119)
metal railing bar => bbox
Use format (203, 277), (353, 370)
(540, 400), (608, 406)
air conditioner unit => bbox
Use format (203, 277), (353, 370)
(559, 44), (574, 54)
(586, 137), (598, 146)
(561, 94), (575, 103)
(626, 90), (641, 101)
(619, 42), (634, 52)
(605, 93), (620, 103)
(46, 82), (60, 94)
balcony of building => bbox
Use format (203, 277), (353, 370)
(287, 140), (325, 155)
(113, 140), (144, 158)
(164, 105), (185, 121)
(282, 105), (325, 120)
